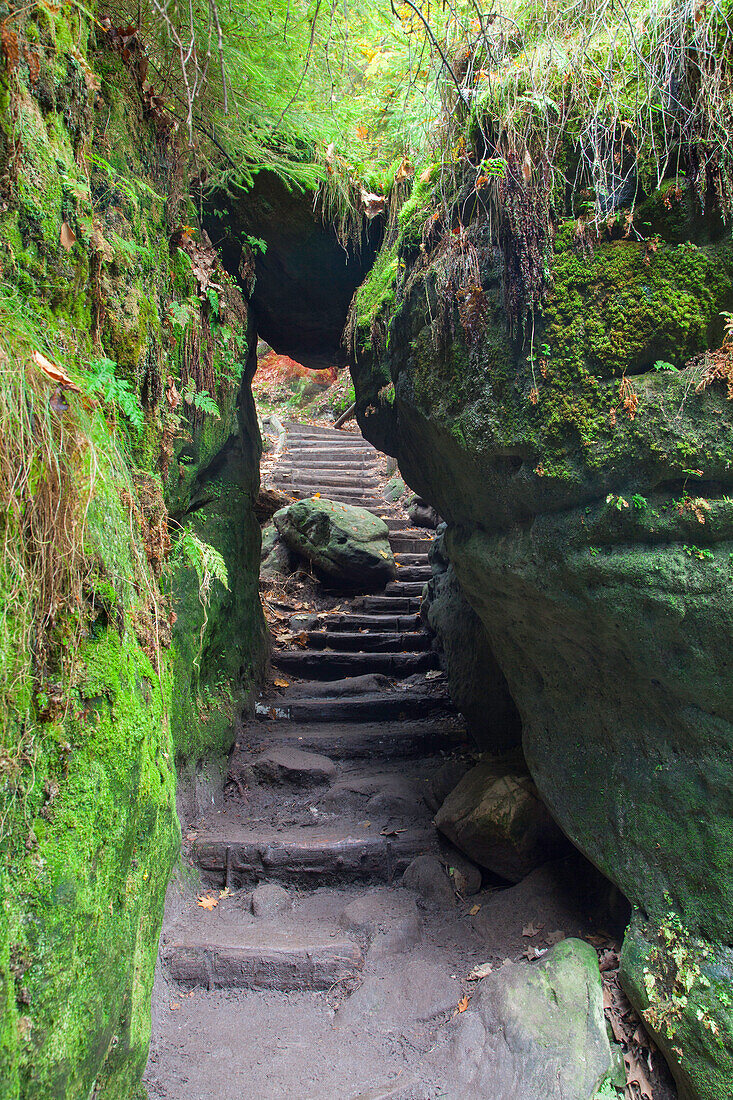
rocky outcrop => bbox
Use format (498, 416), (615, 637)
(206, 171), (380, 369)
(274, 498), (396, 588)
(350, 185), (733, 1096)
(0, 10), (266, 1095)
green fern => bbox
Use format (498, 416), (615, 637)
(84, 357), (144, 431)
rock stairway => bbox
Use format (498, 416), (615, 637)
(160, 422), (468, 1006)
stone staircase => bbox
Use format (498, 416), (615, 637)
(161, 422), (467, 1003)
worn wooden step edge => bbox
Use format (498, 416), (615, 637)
(165, 936), (363, 992)
(272, 651), (439, 679)
(305, 631), (431, 653)
(255, 691), (451, 723)
(194, 829), (435, 888)
(244, 718), (467, 759)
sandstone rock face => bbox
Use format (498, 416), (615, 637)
(424, 530), (520, 751)
(435, 754), (567, 881)
(350, 193), (733, 1095)
(260, 521), (296, 580)
(274, 498), (395, 588)
(442, 939), (612, 1100)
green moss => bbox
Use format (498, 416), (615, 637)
(353, 238), (399, 349)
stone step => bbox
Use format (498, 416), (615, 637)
(385, 519), (422, 533)
(257, 690), (451, 723)
(165, 923), (363, 991)
(361, 596), (422, 613)
(394, 553), (430, 566)
(392, 565), (432, 581)
(389, 534), (434, 552)
(276, 459), (376, 473)
(194, 824), (435, 888)
(273, 649), (439, 679)
(385, 582), (426, 598)
(323, 613), (422, 631)
(286, 426), (370, 443)
(272, 476), (380, 492)
(286, 423), (365, 438)
(247, 717), (466, 759)
(305, 631), (431, 653)
(288, 488), (384, 507)
(286, 444), (376, 457)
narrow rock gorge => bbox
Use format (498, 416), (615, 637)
(1, 0), (732, 1097)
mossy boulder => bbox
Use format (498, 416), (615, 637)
(350, 192), (733, 1096)
(443, 938), (612, 1099)
(274, 498), (396, 589)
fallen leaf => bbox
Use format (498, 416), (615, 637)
(544, 929), (566, 945)
(469, 904), (481, 916)
(31, 351), (81, 392)
(467, 962), (494, 980)
(197, 893), (218, 910)
(273, 678), (290, 688)
(523, 945), (547, 962)
(360, 187), (387, 219)
(59, 221), (76, 251)
(218, 887), (231, 900)
(169, 1002), (181, 1011)
(522, 921), (543, 938)
(455, 995), (470, 1014)
(380, 826), (406, 837)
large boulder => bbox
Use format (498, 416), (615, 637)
(349, 186), (733, 1093)
(442, 939), (613, 1099)
(273, 498), (395, 589)
(434, 753), (567, 881)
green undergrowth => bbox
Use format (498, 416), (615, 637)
(0, 7), (266, 1094)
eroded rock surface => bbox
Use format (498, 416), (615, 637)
(435, 753), (568, 881)
(350, 190), (733, 1094)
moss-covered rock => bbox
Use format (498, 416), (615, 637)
(443, 938), (612, 1098)
(274, 497), (396, 589)
(350, 194), (733, 1096)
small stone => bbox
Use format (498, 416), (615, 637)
(339, 888), (421, 959)
(251, 883), (292, 918)
(402, 854), (454, 907)
(251, 746), (336, 788)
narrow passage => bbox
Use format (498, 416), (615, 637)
(145, 422), (658, 1100)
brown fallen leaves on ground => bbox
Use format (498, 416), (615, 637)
(600, 947), (655, 1100)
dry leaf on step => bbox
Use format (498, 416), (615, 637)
(467, 962), (494, 980)
(455, 995), (470, 1014)
(522, 921), (543, 938)
(218, 887), (231, 900)
(273, 678), (290, 688)
(469, 904), (481, 916)
(169, 1002), (181, 1011)
(197, 893), (218, 911)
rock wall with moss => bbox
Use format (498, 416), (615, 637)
(350, 182), (733, 1099)
(0, 5), (265, 1095)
